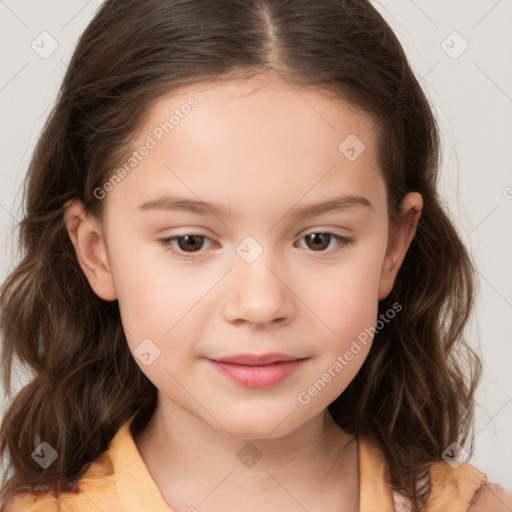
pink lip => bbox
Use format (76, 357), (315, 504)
(213, 352), (301, 366)
(207, 353), (307, 388)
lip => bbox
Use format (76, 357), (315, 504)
(207, 353), (308, 388)
(213, 352), (302, 366)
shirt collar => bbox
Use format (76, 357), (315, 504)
(109, 413), (174, 511)
(358, 434), (395, 511)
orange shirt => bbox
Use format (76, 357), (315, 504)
(1, 414), (488, 511)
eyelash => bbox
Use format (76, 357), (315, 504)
(157, 232), (352, 259)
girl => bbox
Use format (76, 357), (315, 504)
(0, 0), (510, 511)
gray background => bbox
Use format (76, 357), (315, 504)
(1, 0), (511, 492)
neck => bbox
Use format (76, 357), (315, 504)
(134, 398), (360, 511)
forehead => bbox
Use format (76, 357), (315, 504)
(142, 74), (375, 150)
(104, 73), (385, 220)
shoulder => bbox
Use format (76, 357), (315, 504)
(428, 459), (512, 512)
(391, 467), (512, 512)
(0, 451), (117, 512)
(0, 419), (139, 512)
(0, 493), (61, 512)
(468, 482), (512, 512)
(0, 477), (119, 512)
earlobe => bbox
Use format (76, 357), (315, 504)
(63, 199), (117, 301)
(378, 192), (423, 300)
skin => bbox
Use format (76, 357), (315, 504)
(64, 71), (422, 512)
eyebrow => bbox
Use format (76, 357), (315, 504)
(138, 194), (372, 219)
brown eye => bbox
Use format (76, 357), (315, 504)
(304, 233), (331, 251)
(175, 235), (206, 252)
(158, 234), (214, 257)
(297, 232), (352, 254)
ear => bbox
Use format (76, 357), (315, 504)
(63, 199), (118, 301)
(378, 192), (423, 300)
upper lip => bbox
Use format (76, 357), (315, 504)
(210, 353), (305, 366)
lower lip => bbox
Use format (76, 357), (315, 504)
(208, 359), (306, 388)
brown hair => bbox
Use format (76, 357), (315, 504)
(0, 1), (481, 510)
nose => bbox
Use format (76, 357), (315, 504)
(222, 248), (296, 327)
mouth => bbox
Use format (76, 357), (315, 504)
(212, 352), (304, 366)
(207, 353), (308, 388)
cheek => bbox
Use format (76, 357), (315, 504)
(297, 243), (385, 337)
(311, 273), (378, 369)
(107, 231), (209, 355)
(294, 276), (378, 410)
(294, 241), (386, 395)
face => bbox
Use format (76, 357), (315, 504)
(66, 72), (421, 439)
